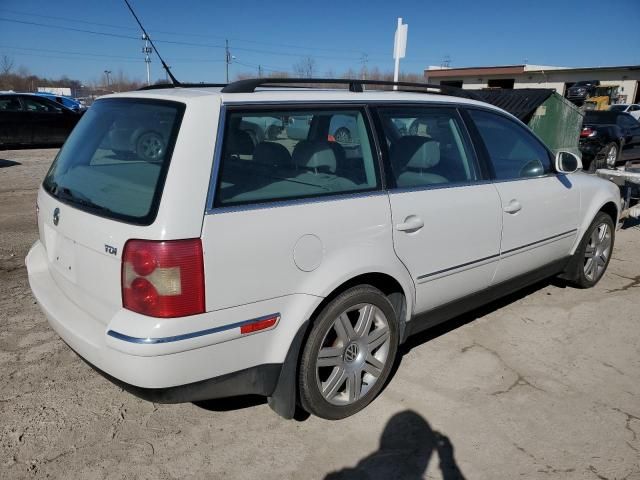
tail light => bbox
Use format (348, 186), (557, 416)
(122, 239), (205, 318)
(580, 127), (596, 138)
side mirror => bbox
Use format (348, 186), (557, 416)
(555, 151), (581, 174)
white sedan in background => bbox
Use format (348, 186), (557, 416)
(609, 104), (640, 120)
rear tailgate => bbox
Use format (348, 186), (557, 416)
(37, 190), (130, 325)
(34, 93), (220, 325)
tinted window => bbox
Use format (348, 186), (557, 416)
(22, 96), (62, 113)
(43, 99), (184, 225)
(0, 96), (22, 111)
(215, 108), (379, 206)
(617, 114), (638, 127)
(608, 105), (626, 112)
(584, 112), (617, 124)
(469, 109), (551, 180)
(378, 107), (478, 188)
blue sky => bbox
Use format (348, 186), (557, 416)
(0, 0), (638, 84)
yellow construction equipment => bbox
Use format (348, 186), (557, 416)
(583, 86), (619, 111)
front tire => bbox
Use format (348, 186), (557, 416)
(299, 285), (399, 420)
(566, 212), (615, 288)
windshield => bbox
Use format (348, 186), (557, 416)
(43, 98), (185, 225)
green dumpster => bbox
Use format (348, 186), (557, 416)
(472, 89), (584, 157)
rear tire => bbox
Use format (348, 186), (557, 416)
(603, 142), (619, 168)
(566, 212), (614, 288)
(135, 131), (165, 162)
(299, 285), (398, 420)
(333, 127), (352, 144)
(587, 152), (605, 173)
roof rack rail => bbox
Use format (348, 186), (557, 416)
(138, 82), (227, 91)
(220, 77), (474, 98)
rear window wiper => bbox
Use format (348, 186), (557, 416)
(56, 187), (114, 214)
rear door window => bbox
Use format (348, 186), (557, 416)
(0, 96), (23, 111)
(378, 107), (480, 188)
(43, 99), (185, 225)
(214, 107), (380, 207)
(23, 96), (63, 113)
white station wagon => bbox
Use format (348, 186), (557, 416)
(27, 79), (620, 420)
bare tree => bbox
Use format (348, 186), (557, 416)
(1, 55), (14, 75)
(293, 56), (316, 78)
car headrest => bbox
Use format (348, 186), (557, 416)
(253, 141), (293, 169)
(227, 129), (254, 156)
(390, 136), (440, 172)
(292, 141), (336, 173)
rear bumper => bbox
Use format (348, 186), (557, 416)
(83, 355), (281, 403)
(26, 240), (320, 395)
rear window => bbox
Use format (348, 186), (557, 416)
(608, 105), (627, 112)
(43, 98), (185, 225)
(584, 112), (617, 124)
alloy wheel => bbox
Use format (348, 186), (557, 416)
(583, 222), (612, 282)
(605, 145), (618, 168)
(315, 303), (391, 406)
(137, 133), (164, 161)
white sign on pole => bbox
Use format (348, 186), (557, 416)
(393, 20), (408, 60)
(393, 18), (408, 90)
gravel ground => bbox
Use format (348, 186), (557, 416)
(1, 148), (639, 480)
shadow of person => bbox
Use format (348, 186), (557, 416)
(324, 410), (465, 480)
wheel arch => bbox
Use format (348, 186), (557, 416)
(571, 194), (620, 256)
(310, 272), (411, 337)
(599, 201), (619, 225)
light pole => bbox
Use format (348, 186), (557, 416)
(104, 70), (112, 89)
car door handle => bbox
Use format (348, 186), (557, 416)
(396, 215), (424, 232)
(503, 200), (522, 214)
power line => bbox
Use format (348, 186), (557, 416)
(0, 51), (140, 63)
(0, 17), (140, 40)
(0, 45), (226, 64)
(0, 16), (403, 63)
(1, 45), (142, 61)
(0, 7), (375, 56)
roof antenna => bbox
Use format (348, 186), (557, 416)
(122, 0), (180, 86)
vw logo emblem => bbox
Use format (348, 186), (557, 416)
(344, 343), (359, 363)
(53, 207), (60, 226)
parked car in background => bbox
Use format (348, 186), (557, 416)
(287, 114), (358, 143)
(566, 80), (599, 105)
(0, 93), (82, 149)
(102, 100), (177, 162)
(35, 92), (87, 113)
(608, 104), (640, 120)
(27, 79), (620, 421)
(579, 110), (640, 171)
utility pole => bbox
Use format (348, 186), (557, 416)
(142, 33), (152, 86)
(258, 64), (263, 77)
(360, 53), (369, 80)
(104, 70), (112, 89)
(225, 39), (231, 83)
